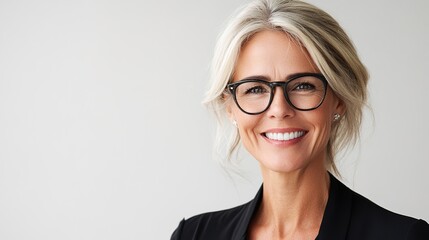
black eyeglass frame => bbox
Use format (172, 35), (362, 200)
(226, 73), (328, 115)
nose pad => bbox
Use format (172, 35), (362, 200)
(267, 87), (295, 118)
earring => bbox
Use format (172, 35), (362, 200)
(232, 120), (238, 127)
(333, 113), (341, 122)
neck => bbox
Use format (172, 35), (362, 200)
(254, 165), (330, 237)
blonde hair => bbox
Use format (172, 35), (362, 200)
(203, 0), (368, 175)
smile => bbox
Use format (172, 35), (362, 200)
(264, 131), (306, 141)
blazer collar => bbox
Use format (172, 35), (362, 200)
(232, 172), (352, 240)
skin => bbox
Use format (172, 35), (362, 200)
(227, 30), (345, 239)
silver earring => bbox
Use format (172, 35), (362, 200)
(333, 113), (341, 122)
(232, 120), (238, 127)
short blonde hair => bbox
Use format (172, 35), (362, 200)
(203, 0), (368, 175)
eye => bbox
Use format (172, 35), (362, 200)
(292, 82), (316, 91)
(236, 81), (270, 96)
(287, 75), (325, 93)
(245, 85), (269, 94)
(288, 81), (317, 92)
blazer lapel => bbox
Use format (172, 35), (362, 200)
(232, 186), (263, 240)
(316, 173), (352, 239)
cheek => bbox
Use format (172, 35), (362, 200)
(235, 112), (258, 134)
(233, 110), (261, 146)
(307, 107), (335, 146)
(227, 103), (260, 152)
(311, 93), (338, 130)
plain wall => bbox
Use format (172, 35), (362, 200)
(0, 0), (428, 239)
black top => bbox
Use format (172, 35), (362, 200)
(171, 173), (429, 239)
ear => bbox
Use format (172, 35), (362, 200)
(333, 96), (346, 116)
(222, 92), (235, 120)
(226, 103), (235, 122)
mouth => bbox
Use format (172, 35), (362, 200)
(263, 130), (307, 141)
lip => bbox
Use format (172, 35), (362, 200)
(261, 128), (308, 145)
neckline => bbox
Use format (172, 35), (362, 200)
(234, 172), (352, 240)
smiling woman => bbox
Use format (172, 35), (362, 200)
(170, 0), (429, 239)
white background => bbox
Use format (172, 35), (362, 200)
(0, 0), (428, 239)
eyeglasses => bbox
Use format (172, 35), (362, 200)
(227, 73), (328, 115)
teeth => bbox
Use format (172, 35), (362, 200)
(265, 131), (305, 141)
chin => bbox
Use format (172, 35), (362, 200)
(258, 155), (311, 174)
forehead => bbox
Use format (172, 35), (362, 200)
(233, 30), (318, 81)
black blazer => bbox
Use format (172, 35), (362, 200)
(171, 173), (429, 239)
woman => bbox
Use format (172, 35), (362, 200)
(171, 0), (429, 239)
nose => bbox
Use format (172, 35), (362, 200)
(266, 87), (295, 119)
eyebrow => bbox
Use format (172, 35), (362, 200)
(237, 72), (319, 82)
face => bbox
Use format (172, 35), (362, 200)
(227, 30), (344, 174)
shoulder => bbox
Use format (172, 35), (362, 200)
(347, 187), (429, 239)
(170, 185), (263, 240)
(170, 202), (251, 240)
